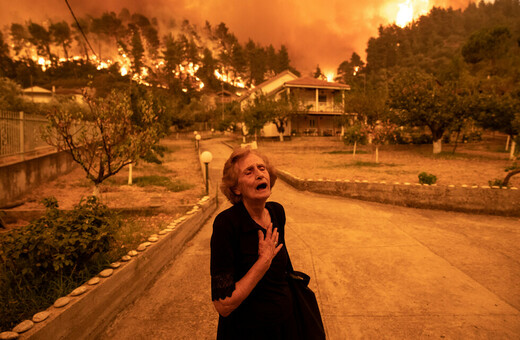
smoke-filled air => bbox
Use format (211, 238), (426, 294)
(0, 0), (488, 75)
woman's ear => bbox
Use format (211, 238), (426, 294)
(231, 186), (241, 195)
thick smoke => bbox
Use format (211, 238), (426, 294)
(0, 0), (482, 74)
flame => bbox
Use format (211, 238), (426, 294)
(396, 1), (414, 27)
(388, 0), (430, 28)
(120, 66), (128, 76)
(326, 72), (335, 82)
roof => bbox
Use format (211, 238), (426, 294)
(22, 86), (52, 94)
(253, 70), (299, 91)
(284, 77), (351, 90)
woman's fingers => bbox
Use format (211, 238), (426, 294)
(274, 243), (284, 255)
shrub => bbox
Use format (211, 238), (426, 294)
(388, 129), (409, 144)
(488, 178), (505, 188)
(411, 133), (433, 144)
(418, 172), (437, 185)
(0, 196), (119, 330)
(0, 196), (117, 275)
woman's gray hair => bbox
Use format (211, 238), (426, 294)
(220, 147), (277, 204)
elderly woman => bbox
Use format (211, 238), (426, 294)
(210, 147), (299, 339)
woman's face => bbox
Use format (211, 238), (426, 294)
(234, 153), (271, 203)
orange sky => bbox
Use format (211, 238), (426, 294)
(0, 0), (481, 75)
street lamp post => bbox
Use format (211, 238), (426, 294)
(200, 151), (213, 195)
(195, 133), (201, 150)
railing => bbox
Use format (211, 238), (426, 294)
(300, 101), (344, 113)
(0, 110), (55, 163)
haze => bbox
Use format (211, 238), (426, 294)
(0, 0), (483, 75)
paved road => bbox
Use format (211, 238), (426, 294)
(101, 139), (520, 339)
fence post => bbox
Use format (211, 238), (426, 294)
(19, 111), (24, 160)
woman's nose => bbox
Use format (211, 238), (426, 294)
(254, 168), (264, 178)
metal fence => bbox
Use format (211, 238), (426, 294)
(0, 110), (54, 162)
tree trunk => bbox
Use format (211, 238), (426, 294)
(433, 139), (442, 154)
(353, 141), (357, 159)
(279, 133), (284, 142)
(375, 146), (379, 163)
(452, 130), (461, 154)
(128, 163), (133, 185)
(93, 184), (100, 196)
(502, 168), (520, 187)
(510, 140), (516, 160)
(505, 135), (510, 151)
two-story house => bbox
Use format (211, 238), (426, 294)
(240, 70), (351, 138)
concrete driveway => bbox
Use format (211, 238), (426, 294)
(100, 139), (520, 339)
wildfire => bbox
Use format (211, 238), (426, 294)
(326, 72), (335, 82)
(392, 0), (430, 28)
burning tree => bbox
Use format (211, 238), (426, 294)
(44, 89), (161, 195)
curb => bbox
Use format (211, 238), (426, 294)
(277, 169), (520, 217)
(5, 196), (218, 340)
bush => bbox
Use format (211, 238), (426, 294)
(418, 172), (437, 185)
(411, 133), (433, 144)
(1, 196), (117, 275)
(0, 196), (119, 330)
(488, 178), (505, 188)
(388, 129), (409, 144)
(462, 131), (482, 143)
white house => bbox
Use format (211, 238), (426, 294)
(240, 70), (352, 138)
(22, 86), (53, 103)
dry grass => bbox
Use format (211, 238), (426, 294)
(257, 134), (518, 188)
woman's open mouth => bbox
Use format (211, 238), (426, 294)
(256, 183), (268, 190)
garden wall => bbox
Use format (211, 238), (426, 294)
(277, 169), (520, 217)
(0, 151), (76, 208)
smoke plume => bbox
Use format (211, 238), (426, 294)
(0, 0), (482, 75)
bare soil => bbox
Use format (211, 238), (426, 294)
(4, 136), (205, 229)
(257, 133), (519, 188)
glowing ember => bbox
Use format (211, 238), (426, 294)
(120, 66), (128, 76)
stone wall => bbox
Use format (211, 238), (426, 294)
(0, 151), (76, 208)
(277, 169), (520, 217)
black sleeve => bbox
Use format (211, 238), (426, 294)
(210, 212), (236, 301)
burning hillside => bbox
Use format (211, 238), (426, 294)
(2, 10), (295, 93)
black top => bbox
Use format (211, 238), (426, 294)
(210, 201), (293, 332)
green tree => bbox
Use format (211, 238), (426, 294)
(313, 64), (323, 79)
(389, 69), (461, 154)
(44, 89), (161, 195)
(0, 32), (14, 78)
(462, 26), (512, 65)
(0, 77), (25, 110)
(129, 25), (145, 75)
(276, 45), (290, 73)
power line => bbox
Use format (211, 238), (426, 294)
(64, 0), (98, 60)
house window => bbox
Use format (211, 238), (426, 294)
(318, 95), (327, 103)
(309, 119), (315, 127)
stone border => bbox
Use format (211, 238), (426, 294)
(1, 196), (217, 340)
(277, 169), (520, 217)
